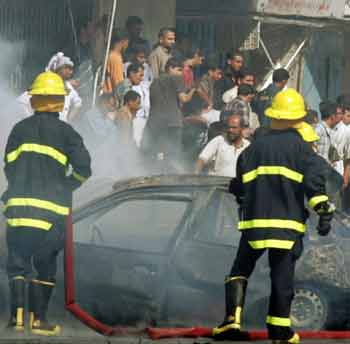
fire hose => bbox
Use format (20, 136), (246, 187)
(146, 328), (350, 340)
(64, 212), (350, 340)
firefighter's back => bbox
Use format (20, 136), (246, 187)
(4, 112), (84, 208)
(243, 129), (307, 218)
(237, 128), (322, 247)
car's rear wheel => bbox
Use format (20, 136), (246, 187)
(291, 284), (329, 330)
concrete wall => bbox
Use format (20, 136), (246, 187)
(95, 0), (176, 46)
(302, 31), (345, 112)
(341, 34), (350, 94)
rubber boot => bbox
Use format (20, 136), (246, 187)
(28, 280), (60, 336)
(272, 333), (300, 344)
(6, 276), (25, 332)
(212, 276), (248, 340)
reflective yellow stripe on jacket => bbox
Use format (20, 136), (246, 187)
(248, 240), (295, 250)
(266, 315), (291, 327)
(7, 143), (68, 166)
(238, 219), (306, 233)
(7, 218), (52, 231)
(72, 171), (87, 183)
(308, 195), (328, 209)
(242, 166), (303, 184)
(5, 198), (69, 216)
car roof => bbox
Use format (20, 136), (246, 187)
(112, 174), (231, 192)
(73, 175), (231, 217)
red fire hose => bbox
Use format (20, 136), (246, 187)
(65, 213), (350, 340)
(65, 213), (125, 336)
(146, 327), (350, 340)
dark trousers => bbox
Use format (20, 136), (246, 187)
(6, 220), (65, 283)
(230, 235), (303, 340)
(153, 127), (183, 173)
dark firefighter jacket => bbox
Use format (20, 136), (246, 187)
(231, 129), (329, 250)
(2, 112), (92, 231)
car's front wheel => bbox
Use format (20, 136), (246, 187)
(291, 284), (329, 330)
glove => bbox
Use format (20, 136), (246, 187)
(229, 177), (239, 194)
(317, 213), (333, 236)
(315, 202), (335, 236)
(229, 178), (244, 204)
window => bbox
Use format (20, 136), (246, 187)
(193, 190), (240, 246)
(216, 193), (241, 245)
(75, 198), (190, 253)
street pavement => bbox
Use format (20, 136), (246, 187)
(0, 314), (349, 343)
(0, 337), (350, 343)
(1, 325), (350, 344)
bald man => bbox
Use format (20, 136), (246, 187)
(196, 115), (250, 177)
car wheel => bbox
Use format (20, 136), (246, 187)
(291, 284), (329, 330)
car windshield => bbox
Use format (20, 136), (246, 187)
(74, 194), (192, 253)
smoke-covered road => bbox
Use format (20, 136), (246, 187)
(0, 315), (349, 343)
(0, 338), (349, 343)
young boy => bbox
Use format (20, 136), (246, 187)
(124, 46), (153, 86)
(115, 90), (141, 146)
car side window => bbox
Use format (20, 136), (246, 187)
(192, 190), (241, 246)
(75, 198), (190, 253)
(218, 192), (241, 245)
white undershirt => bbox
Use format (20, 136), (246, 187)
(199, 135), (250, 177)
(201, 109), (221, 126)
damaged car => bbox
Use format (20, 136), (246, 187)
(57, 175), (350, 330)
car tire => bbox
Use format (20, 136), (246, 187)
(291, 283), (329, 330)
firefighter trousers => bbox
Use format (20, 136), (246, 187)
(6, 219), (65, 283)
(230, 234), (303, 340)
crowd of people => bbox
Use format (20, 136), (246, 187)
(16, 16), (350, 209)
(6, 15), (347, 343)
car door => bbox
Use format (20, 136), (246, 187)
(71, 191), (193, 326)
(170, 188), (269, 326)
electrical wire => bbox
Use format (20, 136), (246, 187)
(100, 0), (118, 92)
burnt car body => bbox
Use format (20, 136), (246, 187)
(58, 175), (350, 330)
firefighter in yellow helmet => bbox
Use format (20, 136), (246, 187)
(213, 89), (333, 344)
(3, 71), (91, 335)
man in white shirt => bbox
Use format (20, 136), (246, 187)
(315, 101), (344, 198)
(201, 107), (221, 126)
(132, 81), (150, 147)
(115, 62), (150, 147)
(343, 105), (350, 126)
(124, 46), (153, 87)
(335, 96), (350, 211)
(222, 68), (256, 104)
(334, 96), (350, 174)
(315, 101), (341, 164)
(333, 115), (350, 177)
(195, 114), (250, 177)
(17, 52), (82, 122)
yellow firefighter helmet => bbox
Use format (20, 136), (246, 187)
(265, 88), (306, 120)
(28, 71), (67, 96)
(293, 121), (319, 142)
